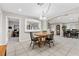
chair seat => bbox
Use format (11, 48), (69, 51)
(32, 38), (38, 41)
(46, 38), (52, 40)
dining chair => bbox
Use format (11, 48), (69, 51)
(64, 29), (70, 38)
(71, 29), (77, 38)
(30, 32), (39, 49)
(42, 31), (47, 33)
(46, 33), (54, 47)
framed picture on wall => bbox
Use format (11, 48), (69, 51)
(25, 19), (41, 32)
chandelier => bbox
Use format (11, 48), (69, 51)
(37, 3), (51, 20)
(37, 3), (44, 6)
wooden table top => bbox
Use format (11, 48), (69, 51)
(35, 32), (51, 37)
(34, 32), (53, 48)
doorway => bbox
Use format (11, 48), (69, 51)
(7, 17), (19, 43)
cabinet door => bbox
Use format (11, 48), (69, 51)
(0, 45), (6, 56)
(56, 25), (60, 35)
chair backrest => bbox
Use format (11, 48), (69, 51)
(42, 31), (47, 33)
(49, 33), (54, 40)
(66, 29), (71, 33)
(51, 31), (54, 34)
(30, 32), (34, 40)
(72, 29), (77, 34)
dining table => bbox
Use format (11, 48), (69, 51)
(34, 32), (51, 47)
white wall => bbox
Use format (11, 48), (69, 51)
(65, 22), (79, 29)
(0, 10), (9, 45)
(19, 18), (30, 42)
(1, 11), (41, 44)
(50, 24), (56, 35)
(0, 9), (3, 45)
(2, 11), (8, 44)
(41, 20), (48, 31)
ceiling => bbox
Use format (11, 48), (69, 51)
(0, 3), (79, 19)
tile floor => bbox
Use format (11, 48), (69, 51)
(7, 36), (79, 56)
(8, 37), (19, 43)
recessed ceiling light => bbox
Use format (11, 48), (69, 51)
(69, 18), (74, 20)
(43, 17), (47, 19)
(18, 8), (22, 12)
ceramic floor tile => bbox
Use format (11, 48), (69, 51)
(7, 50), (16, 56)
(7, 36), (79, 56)
(15, 48), (25, 55)
(54, 51), (66, 56)
(67, 48), (79, 56)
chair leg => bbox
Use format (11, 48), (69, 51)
(52, 41), (54, 46)
(30, 41), (32, 47)
(49, 43), (51, 48)
(50, 40), (54, 46)
(32, 44), (34, 49)
(32, 42), (35, 49)
(44, 41), (46, 46)
(48, 41), (51, 48)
